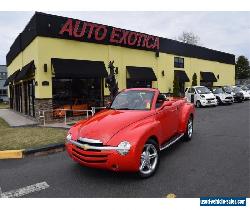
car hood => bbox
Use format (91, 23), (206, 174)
(215, 93), (232, 98)
(242, 90), (250, 96)
(203, 93), (215, 99)
(76, 109), (154, 144)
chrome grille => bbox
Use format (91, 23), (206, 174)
(72, 148), (108, 163)
(76, 137), (103, 152)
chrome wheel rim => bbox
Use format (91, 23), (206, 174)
(187, 119), (193, 138)
(139, 144), (158, 175)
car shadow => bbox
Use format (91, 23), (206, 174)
(70, 161), (140, 181)
(159, 139), (185, 158)
(68, 139), (187, 181)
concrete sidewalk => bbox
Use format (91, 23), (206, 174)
(0, 109), (38, 127)
(39, 123), (70, 129)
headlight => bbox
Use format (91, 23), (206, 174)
(200, 95), (205, 98)
(66, 133), (72, 141)
(117, 141), (131, 155)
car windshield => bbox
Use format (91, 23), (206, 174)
(233, 87), (242, 92)
(241, 86), (248, 91)
(195, 87), (211, 94)
(110, 90), (155, 110)
(212, 87), (224, 94)
(223, 86), (232, 93)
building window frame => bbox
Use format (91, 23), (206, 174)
(0, 72), (7, 80)
(174, 57), (184, 68)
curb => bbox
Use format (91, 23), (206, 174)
(0, 143), (65, 160)
(0, 150), (23, 159)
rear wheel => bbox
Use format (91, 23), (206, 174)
(183, 116), (193, 141)
(138, 139), (160, 178)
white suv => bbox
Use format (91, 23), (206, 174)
(185, 86), (217, 107)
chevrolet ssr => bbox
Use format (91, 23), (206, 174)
(65, 88), (195, 178)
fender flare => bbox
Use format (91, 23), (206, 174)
(178, 103), (195, 133)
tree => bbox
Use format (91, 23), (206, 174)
(173, 76), (180, 97)
(105, 61), (119, 100)
(178, 31), (201, 46)
(235, 56), (250, 79)
(192, 73), (198, 86)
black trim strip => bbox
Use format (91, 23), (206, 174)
(6, 12), (235, 66)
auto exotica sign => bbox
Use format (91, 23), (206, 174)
(59, 19), (160, 51)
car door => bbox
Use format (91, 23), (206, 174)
(156, 102), (179, 142)
(189, 88), (195, 103)
(194, 88), (200, 104)
(185, 88), (191, 102)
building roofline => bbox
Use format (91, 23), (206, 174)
(6, 12), (235, 67)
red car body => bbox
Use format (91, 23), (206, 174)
(65, 88), (195, 174)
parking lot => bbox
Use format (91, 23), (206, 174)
(0, 101), (249, 198)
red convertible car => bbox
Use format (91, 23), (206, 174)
(65, 88), (195, 178)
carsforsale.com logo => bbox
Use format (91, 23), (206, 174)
(200, 197), (246, 206)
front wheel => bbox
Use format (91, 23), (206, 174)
(196, 100), (202, 108)
(138, 139), (160, 178)
(183, 116), (193, 141)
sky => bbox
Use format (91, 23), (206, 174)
(0, 11), (249, 64)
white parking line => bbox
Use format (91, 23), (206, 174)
(0, 181), (49, 198)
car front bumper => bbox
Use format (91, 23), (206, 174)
(65, 140), (140, 172)
(221, 98), (234, 104)
(200, 99), (217, 106)
(233, 96), (244, 101)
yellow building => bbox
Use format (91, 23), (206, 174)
(5, 12), (235, 119)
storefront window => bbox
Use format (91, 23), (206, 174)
(126, 80), (152, 88)
(52, 78), (103, 117)
(14, 84), (22, 113)
(200, 81), (213, 88)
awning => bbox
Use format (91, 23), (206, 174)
(174, 70), (190, 82)
(15, 60), (36, 82)
(51, 58), (108, 78)
(3, 70), (20, 86)
(200, 71), (217, 82)
(126, 66), (157, 81)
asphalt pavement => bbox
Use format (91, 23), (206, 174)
(0, 101), (249, 198)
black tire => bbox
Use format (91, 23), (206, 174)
(196, 100), (202, 108)
(137, 139), (160, 178)
(216, 97), (222, 105)
(183, 116), (193, 141)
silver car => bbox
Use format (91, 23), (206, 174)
(211, 87), (234, 105)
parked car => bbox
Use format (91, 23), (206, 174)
(185, 86), (217, 107)
(223, 86), (244, 103)
(210, 86), (233, 105)
(232, 86), (250, 100)
(237, 85), (250, 95)
(65, 88), (195, 178)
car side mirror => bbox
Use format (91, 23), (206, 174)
(159, 101), (173, 110)
(164, 101), (173, 106)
